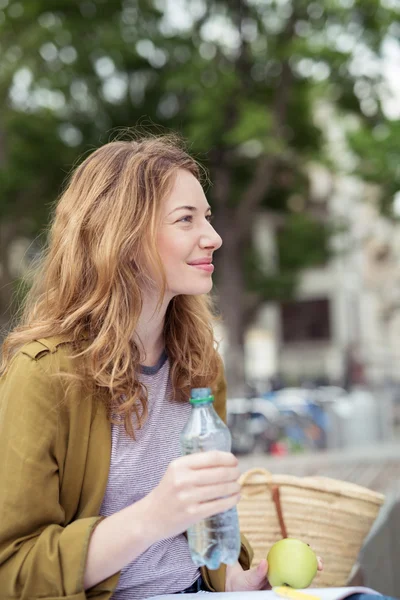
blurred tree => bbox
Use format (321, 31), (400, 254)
(0, 0), (398, 391)
(348, 119), (400, 216)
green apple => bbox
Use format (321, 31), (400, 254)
(267, 538), (318, 589)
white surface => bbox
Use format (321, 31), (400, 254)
(150, 585), (381, 599)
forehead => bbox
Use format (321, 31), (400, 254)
(162, 169), (208, 212)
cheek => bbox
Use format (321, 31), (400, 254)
(157, 235), (181, 269)
(157, 232), (189, 266)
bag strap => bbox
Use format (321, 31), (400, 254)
(271, 484), (288, 539)
(239, 467), (288, 539)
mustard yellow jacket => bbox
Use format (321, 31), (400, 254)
(0, 336), (253, 600)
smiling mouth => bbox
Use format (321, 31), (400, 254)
(188, 263), (214, 272)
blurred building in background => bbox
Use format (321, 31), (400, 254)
(214, 102), (400, 393)
(219, 168), (400, 392)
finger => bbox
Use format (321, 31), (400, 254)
(258, 559), (271, 590)
(317, 556), (323, 571)
(183, 451), (238, 470)
(256, 559), (268, 579)
(197, 491), (241, 519)
(190, 466), (241, 486)
(185, 481), (241, 504)
(241, 559), (269, 590)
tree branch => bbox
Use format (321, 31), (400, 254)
(234, 12), (297, 238)
(234, 156), (277, 238)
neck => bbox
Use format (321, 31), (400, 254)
(134, 291), (172, 367)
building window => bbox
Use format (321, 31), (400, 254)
(280, 298), (331, 343)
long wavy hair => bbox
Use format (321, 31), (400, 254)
(1, 135), (222, 438)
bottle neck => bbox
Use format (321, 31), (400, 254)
(191, 400), (214, 409)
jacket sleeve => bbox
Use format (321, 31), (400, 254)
(201, 532), (254, 592)
(203, 357), (255, 591)
(0, 352), (117, 600)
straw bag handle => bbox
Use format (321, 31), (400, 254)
(239, 467), (274, 489)
(239, 467), (288, 539)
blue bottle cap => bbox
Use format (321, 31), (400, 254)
(190, 387), (214, 404)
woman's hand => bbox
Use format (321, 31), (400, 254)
(84, 451), (240, 590)
(225, 556), (324, 592)
(225, 559), (270, 592)
(144, 450), (241, 541)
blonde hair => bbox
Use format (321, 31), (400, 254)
(1, 135), (222, 437)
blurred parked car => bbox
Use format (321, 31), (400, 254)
(227, 397), (281, 455)
(227, 383), (389, 456)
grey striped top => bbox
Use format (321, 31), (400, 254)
(99, 353), (200, 599)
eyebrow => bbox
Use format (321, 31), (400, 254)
(168, 205), (212, 215)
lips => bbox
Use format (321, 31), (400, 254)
(187, 258), (213, 266)
(188, 261), (214, 273)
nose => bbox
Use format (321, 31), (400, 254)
(199, 221), (223, 251)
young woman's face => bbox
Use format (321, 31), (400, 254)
(156, 169), (223, 297)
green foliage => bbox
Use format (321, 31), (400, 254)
(0, 0), (398, 321)
(277, 214), (332, 270)
(223, 100), (273, 146)
(0, 109), (79, 233)
(244, 213), (331, 303)
(245, 257), (298, 303)
(348, 121), (400, 216)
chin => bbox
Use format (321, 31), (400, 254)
(171, 282), (214, 296)
(167, 270), (215, 296)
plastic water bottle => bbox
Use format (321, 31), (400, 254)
(180, 387), (241, 569)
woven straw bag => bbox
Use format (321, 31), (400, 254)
(237, 468), (385, 587)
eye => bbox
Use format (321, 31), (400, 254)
(178, 215), (193, 223)
(206, 213), (214, 222)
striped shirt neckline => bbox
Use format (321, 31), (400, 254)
(139, 350), (168, 375)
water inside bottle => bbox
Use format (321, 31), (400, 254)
(180, 393), (241, 569)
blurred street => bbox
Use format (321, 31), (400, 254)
(236, 439), (400, 496)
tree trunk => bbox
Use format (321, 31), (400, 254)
(0, 220), (18, 337)
(207, 8), (296, 394)
(214, 218), (248, 396)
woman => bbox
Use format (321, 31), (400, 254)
(0, 135), (270, 599)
